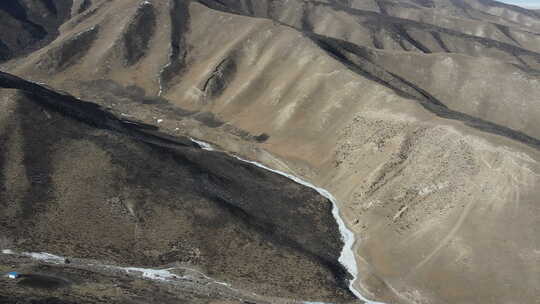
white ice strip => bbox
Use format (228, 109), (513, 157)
(189, 138), (386, 304)
(120, 267), (180, 281)
(22, 252), (65, 264)
(190, 138), (216, 151)
(115, 266), (231, 287)
(1, 249), (232, 288)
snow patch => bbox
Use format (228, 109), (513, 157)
(190, 138), (215, 151)
(0, 249), (237, 292)
(121, 267), (180, 281)
(22, 252), (65, 264)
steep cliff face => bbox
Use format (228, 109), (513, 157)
(1, 1), (539, 304)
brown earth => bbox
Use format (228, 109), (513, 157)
(0, 72), (354, 303)
(1, 0), (540, 303)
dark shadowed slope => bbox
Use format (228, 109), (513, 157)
(0, 71), (354, 303)
(0, 0), (73, 63)
(1, 1), (540, 304)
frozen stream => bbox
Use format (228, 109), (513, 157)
(0, 137), (386, 304)
(191, 139), (386, 304)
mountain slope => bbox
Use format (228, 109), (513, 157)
(1, 1), (539, 304)
(0, 71), (353, 303)
(0, 0), (74, 63)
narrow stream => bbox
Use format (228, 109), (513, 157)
(0, 76), (386, 303)
(190, 139), (386, 304)
(0, 138), (386, 303)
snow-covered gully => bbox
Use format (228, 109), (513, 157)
(190, 139), (386, 304)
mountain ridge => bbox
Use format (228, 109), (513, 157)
(1, 1), (539, 303)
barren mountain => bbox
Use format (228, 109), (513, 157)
(1, 0), (539, 304)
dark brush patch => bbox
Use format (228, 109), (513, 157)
(196, 190), (350, 291)
(195, 0), (540, 65)
(202, 57), (237, 99)
(513, 54), (530, 69)
(410, 0), (435, 8)
(37, 25), (99, 72)
(16, 97), (58, 227)
(77, 0), (92, 14)
(141, 96), (167, 105)
(174, 147), (347, 270)
(447, 0), (477, 19)
(41, 0), (58, 16)
(0, 121), (15, 210)
(219, 123), (271, 143)
(159, 0), (191, 92)
(0, 72), (157, 137)
(0, 0), (34, 22)
(17, 274), (69, 290)
(314, 37), (351, 63)
(374, 0), (388, 15)
(125, 85), (146, 97)
(254, 133), (270, 143)
(77, 79), (197, 121)
(70, 2), (100, 27)
(388, 72), (448, 108)
(0, 0), (74, 63)
(197, 0), (227, 11)
(330, 0), (352, 8)
(197, 0), (260, 17)
(245, 0), (255, 15)
(0, 72), (354, 300)
(306, 2), (540, 60)
(0, 296), (78, 304)
(0, 40), (10, 62)
(123, 3), (157, 66)
(395, 34), (412, 51)
(0, 0), (48, 48)
(392, 24), (432, 53)
(431, 31), (451, 52)
(493, 23), (522, 47)
(193, 111), (224, 128)
(308, 35), (540, 150)
(311, 34), (438, 102)
(301, 3), (314, 32)
(80, 79), (145, 101)
(510, 63), (540, 76)
(371, 30), (384, 49)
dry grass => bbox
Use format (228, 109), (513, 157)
(0, 235), (13, 249)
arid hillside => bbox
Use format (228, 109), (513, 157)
(0, 71), (354, 303)
(1, 1), (539, 304)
